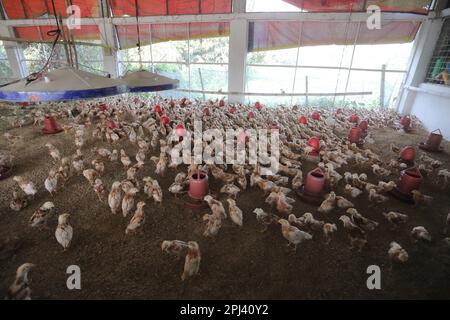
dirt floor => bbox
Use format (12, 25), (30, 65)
(0, 105), (450, 300)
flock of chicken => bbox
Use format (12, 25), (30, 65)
(1, 96), (450, 300)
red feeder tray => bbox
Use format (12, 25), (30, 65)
(219, 99), (225, 107)
(155, 105), (162, 115)
(419, 129), (444, 153)
(42, 116), (63, 134)
(248, 111), (255, 119)
(255, 101), (262, 111)
(203, 107), (210, 116)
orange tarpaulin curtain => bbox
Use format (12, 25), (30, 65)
(14, 25), (101, 42)
(248, 20), (421, 52)
(110, 0), (232, 16)
(116, 22), (229, 49)
(110, 0), (167, 16)
(2, 0), (99, 18)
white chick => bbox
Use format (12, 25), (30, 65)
(55, 213), (73, 251)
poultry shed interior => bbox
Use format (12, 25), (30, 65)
(0, 0), (450, 303)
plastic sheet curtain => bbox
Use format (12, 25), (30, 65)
(282, 0), (432, 14)
(1, 0), (100, 18)
(248, 20), (421, 52)
(110, 0), (232, 15)
(13, 25), (101, 42)
(116, 22), (230, 49)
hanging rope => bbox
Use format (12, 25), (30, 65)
(135, 0), (143, 70)
(25, 0), (61, 85)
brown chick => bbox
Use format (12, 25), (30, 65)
(278, 219), (312, 251)
(122, 187), (139, 217)
(161, 240), (189, 259)
(411, 226), (431, 243)
(204, 195), (227, 219)
(411, 190), (433, 206)
(226, 198), (243, 227)
(220, 183), (240, 199)
(108, 181), (122, 215)
(339, 215), (367, 251)
(93, 178), (106, 203)
(382, 211), (408, 229)
(317, 192), (336, 214)
(5, 263), (35, 300)
(323, 223), (337, 245)
(125, 202), (146, 234)
(82, 169), (98, 186)
(181, 241), (201, 281)
(10, 191), (27, 211)
(388, 241), (409, 268)
(291, 169), (303, 190)
(120, 149), (132, 168)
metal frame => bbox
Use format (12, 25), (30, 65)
(0, 0), (436, 104)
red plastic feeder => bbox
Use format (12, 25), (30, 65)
(161, 115), (170, 125)
(308, 136), (320, 155)
(183, 171), (210, 209)
(401, 115), (411, 132)
(311, 111), (320, 121)
(255, 101), (262, 111)
(175, 124), (186, 137)
(155, 104), (162, 115)
(42, 116), (63, 134)
(98, 103), (107, 112)
(248, 111), (255, 119)
(219, 99), (225, 107)
(419, 129), (444, 152)
(390, 168), (422, 204)
(269, 122), (278, 130)
(399, 146), (416, 166)
(297, 168), (326, 204)
(349, 114), (359, 123)
(203, 107), (210, 116)
(358, 120), (368, 131)
(298, 116), (308, 125)
(107, 119), (116, 129)
(348, 127), (362, 145)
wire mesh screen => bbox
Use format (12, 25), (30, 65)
(425, 18), (450, 86)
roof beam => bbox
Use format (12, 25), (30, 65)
(0, 11), (428, 27)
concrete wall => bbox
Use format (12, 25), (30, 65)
(407, 83), (450, 140)
(397, 8), (450, 141)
